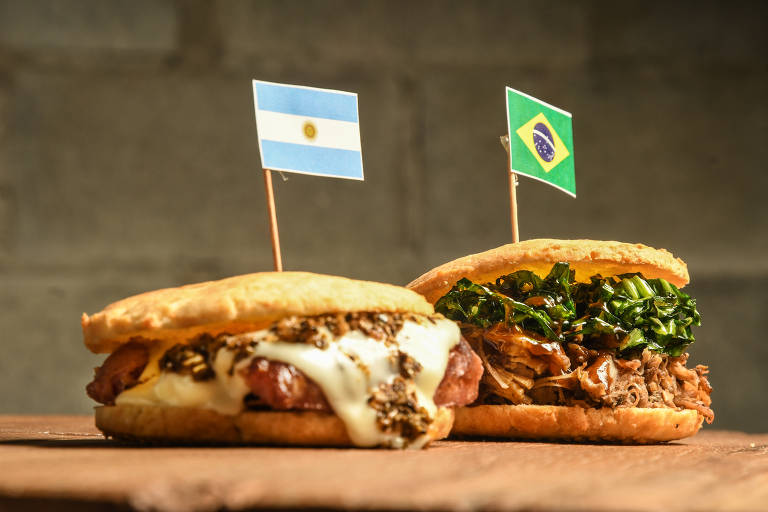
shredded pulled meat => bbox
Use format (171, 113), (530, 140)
(464, 325), (713, 423)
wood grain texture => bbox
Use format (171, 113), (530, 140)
(1, 416), (766, 512)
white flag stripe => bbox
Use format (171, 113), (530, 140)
(255, 110), (361, 152)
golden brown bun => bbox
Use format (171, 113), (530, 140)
(95, 404), (454, 447)
(408, 239), (690, 304)
(453, 405), (703, 443)
(83, 272), (433, 354)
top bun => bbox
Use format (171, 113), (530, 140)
(83, 272), (433, 354)
(407, 239), (689, 304)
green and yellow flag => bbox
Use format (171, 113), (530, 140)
(506, 87), (575, 197)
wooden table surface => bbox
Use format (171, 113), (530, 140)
(0, 416), (766, 512)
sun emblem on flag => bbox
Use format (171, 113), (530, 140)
(516, 112), (570, 173)
(302, 120), (317, 141)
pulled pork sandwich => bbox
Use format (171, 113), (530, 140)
(408, 239), (713, 443)
(83, 272), (482, 448)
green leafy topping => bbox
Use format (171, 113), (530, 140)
(434, 262), (700, 356)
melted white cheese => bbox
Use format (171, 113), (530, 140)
(116, 317), (460, 447)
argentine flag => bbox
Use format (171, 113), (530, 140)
(252, 80), (363, 180)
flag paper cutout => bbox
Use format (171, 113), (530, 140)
(506, 87), (575, 197)
(252, 80), (364, 180)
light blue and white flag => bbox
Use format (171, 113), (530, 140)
(252, 80), (363, 180)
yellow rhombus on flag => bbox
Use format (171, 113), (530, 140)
(515, 112), (570, 173)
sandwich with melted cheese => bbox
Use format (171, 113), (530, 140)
(407, 239), (713, 443)
(83, 272), (483, 448)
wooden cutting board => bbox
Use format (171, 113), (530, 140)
(1, 415), (766, 511)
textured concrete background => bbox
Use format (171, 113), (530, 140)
(0, 1), (766, 432)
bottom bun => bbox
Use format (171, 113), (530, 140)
(453, 405), (703, 443)
(95, 404), (455, 447)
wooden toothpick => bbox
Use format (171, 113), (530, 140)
(500, 135), (519, 243)
(262, 169), (283, 271)
(508, 170), (519, 243)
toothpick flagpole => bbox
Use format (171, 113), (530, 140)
(508, 168), (520, 243)
(501, 135), (519, 243)
(262, 169), (283, 271)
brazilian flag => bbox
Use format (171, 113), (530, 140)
(506, 87), (575, 197)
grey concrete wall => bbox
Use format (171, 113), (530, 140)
(0, 0), (766, 432)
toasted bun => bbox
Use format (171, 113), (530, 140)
(83, 272), (433, 354)
(95, 404), (454, 447)
(453, 405), (703, 443)
(407, 239), (689, 304)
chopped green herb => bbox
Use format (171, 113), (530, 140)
(434, 262), (700, 356)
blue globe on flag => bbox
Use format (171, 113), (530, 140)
(532, 122), (555, 163)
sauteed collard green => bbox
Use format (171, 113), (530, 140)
(434, 262), (700, 356)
